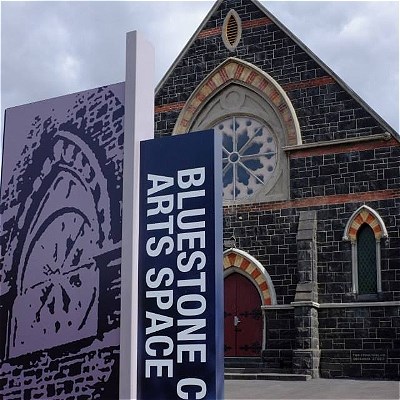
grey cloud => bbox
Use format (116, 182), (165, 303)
(1, 1), (399, 133)
(264, 1), (399, 132)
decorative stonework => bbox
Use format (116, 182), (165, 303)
(223, 248), (276, 305)
(343, 205), (388, 242)
(343, 205), (388, 294)
(222, 9), (242, 52)
(173, 58), (301, 147)
(217, 116), (278, 201)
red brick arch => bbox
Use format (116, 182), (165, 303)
(343, 205), (388, 242)
(173, 57), (301, 146)
(223, 248), (276, 306)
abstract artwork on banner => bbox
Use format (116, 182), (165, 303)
(0, 84), (125, 398)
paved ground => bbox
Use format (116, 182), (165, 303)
(224, 379), (400, 400)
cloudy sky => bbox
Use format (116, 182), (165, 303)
(1, 0), (399, 163)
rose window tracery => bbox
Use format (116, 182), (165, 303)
(214, 116), (277, 200)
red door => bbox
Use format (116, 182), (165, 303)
(224, 273), (263, 357)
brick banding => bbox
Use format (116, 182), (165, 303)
(197, 26), (222, 39)
(198, 16), (273, 40)
(282, 76), (335, 91)
(223, 189), (400, 214)
(155, 102), (186, 113)
(289, 138), (399, 159)
(234, 64), (245, 80)
(154, 75), (338, 116)
(220, 67), (230, 83)
(153, 0), (400, 380)
(172, 58), (301, 145)
(241, 16), (273, 29)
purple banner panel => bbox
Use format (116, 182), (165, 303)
(0, 84), (124, 399)
(138, 130), (224, 400)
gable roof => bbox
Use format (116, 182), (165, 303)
(155, 0), (399, 140)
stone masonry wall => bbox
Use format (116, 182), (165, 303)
(316, 198), (400, 303)
(223, 207), (299, 305)
(290, 141), (400, 200)
(262, 309), (295, 369)
(319, 306), (400, 379)
(223, 195), (399, 305)
(223, 195), (399, 378)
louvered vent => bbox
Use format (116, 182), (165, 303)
(222, 10), (242, 52)
(226, 15), (238, 46)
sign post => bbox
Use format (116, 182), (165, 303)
(120, 31), (155, 400)
(138, 131), (224, 400)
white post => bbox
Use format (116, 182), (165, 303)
(120, 31), (154, 400)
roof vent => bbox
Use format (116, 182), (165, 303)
(222, 10), (242, 52)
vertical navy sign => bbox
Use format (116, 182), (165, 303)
(138, 130), (223, 400)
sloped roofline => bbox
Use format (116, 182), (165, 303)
(155, 0), (224, 94)
(155, 0), (399, 140)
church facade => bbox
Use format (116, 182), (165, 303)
(154, 0), (399, 379)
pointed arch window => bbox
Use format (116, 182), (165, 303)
(173, 58), (302, 204)
(343, 205), (388, 296)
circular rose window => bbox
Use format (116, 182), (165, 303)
(214, 116), (277, 201)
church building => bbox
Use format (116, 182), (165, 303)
(154, 0), (399, 379)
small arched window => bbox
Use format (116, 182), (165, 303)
(343, 205), (388, 296)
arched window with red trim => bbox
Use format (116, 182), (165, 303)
(343, 205), (388, 296)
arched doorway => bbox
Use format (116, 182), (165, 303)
(223, 249), (276, 358)
(224, 272), (262, 356)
